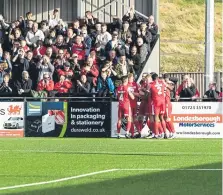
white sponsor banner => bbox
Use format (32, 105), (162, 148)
(111, 102), (223, 138)
(0, 102), (24, 137)
(111, 102), (149, 138)
(172, 102), (223, 138)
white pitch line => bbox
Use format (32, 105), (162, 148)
(0, 169), (118, 191)
(0, 149), (220, 156)
(120, 168), (222, 171)
(0, 168), (221, 191)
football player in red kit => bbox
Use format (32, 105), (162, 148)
(116, 76), (135, 138)
(150, 73), (167, 138)
(128, 73), (140, 137)
(165, 79), (176, 138)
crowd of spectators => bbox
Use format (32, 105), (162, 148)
(0, 6), (158, 98)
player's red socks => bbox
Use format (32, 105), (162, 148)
(117, 122), (121, 134)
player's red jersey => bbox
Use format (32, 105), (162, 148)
(116, 85), (130, 108)
(150, 80), (166, 104)
(128, 82), (139, 108)
(116, 84), (131, 117)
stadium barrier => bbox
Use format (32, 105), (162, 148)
(0, 97), (222, 138)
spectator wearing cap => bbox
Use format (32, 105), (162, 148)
(127, 46), (141, 77)
(81, 29), (92, 58)
(37, 55), (54, 82)
(76, 74), (91, 94)
(14, 71), (32, 96)
(37, 72), (54, 93)
(54, 75), (72, 94)
(175, 75), (196, 101)
(0, 74), (14, 95)
(137, 23), (152, 52)
(147, 15), (158, 47)
(105, 31), (125, 57)
(95, 24), (112, 51)
(203, 82), (220, 101)
(97, 71), (115, 97)
(26, 22), (45, 48)
(40, 20), (50, 37)
(136, 37), (148, 64)
(120, 21), (132, 42)
(113, 55), (131, 87)
(33, 40), (47, 57)
(71, 35), (86, 62)
(57, 61), (74, 81)
(81, 57), (99, 92)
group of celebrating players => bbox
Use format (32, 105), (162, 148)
(116, 72), (176, 139)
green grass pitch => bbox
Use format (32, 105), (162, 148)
(0, 138), (222, 195)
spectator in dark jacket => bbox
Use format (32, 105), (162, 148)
(85, 11), (98, 34)
(76, 74), (91, 94)
(127, 46), (141, 77)
(81, 29), (92, 58)
(137, 23), (152, 52)
(97, 71), (115, 97)
(14, 71), (32, 96)
(203, 82), (220, 101)
(136, 37), (148, 64)
(11, 47), (29, 82)
(147, 15), (158, 47)
(176, 75), (196, 101)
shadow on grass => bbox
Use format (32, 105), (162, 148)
(16, 150), (221, 157)
(3, 162), (222, 195)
